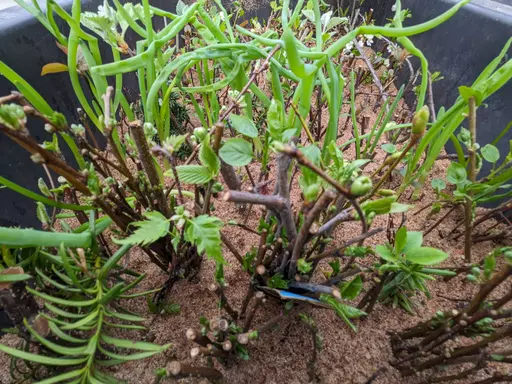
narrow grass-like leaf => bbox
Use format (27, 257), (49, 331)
(0, 343), (87, 366)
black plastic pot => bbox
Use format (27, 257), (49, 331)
(358, 0), (512, 178)
(0, 0), (277, 229)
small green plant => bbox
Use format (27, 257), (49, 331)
(391, 248), (512, 383)
(0, 221), (169, 383)
(370, 227), (453, 314)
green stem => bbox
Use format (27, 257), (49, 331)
(350, 71), (360, 158)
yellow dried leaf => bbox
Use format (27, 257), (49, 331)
(41, 63), (68, 76)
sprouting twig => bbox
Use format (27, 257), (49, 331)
(288, 191), (336, 279)
(240, 283), (255, 318)
(290, 102), (315, 144)
(424, 205), (459, 237)
(310, 228), (384, 262)
(278, 145), (368, 239)
(275, 152), (298, 241)
(465, 96), (477, 262)
(151, 145), (184, 205)
(129, 121), (170, 217)
(354, 40), (389, 112)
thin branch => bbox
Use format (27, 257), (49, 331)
(288, 191), (336, 278)
(310, 228), (384, 262)
(278, 145), (368, 239)
(223, 190), (286, 210)
(354, 40), (388, 111)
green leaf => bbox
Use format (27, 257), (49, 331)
(389, 203), (412, 213)
(301, 9), (315, 22)
(32, 368), (85, 384)
(229, 114), (258, 138)
(297, 258), (312, 274)
(446, 162), (467, 184)
(340, 275), (362, 300)
(328, 259), (340, 276)
(98, 344), (162, 362)
(199, 139), (220, 175)
(2, 247), (15, 267)
(267, 99), (284, 141)
(403, 231), (423, 254)
(185, 215), (224, 264)
(361, 197), (396, 216)
(0, 273), (32, 283)
(431, 178), (446, 193)
(0, 104), (26, 130)
(113, 211), (169, 247)
(163, 135), (187, 153)
(219, 138), (253, 166)
(173, 165), (213, 184)
(395, 227), (407, 254)
(0, 176), (92, 211)
(267, 273), (289, 289)
(405, 247), (449, 265)
(458, 85), (483, 106)
(483, 252), (496, 279)
(481, 144), (500, 163)
(381, 143), (397, 153)
(36, 202), (50, 225)
(325, 16), (347, 31)
(375, 245), (396, 262)
(320, 294), (366, 332)
(38, 178), (51, 197)
(24, 318), (87, 356)
(176, 0), (189, 16)
(98, 244), (132, 280)
(0, 343), (87, 366)
(101, 334), (170, 352)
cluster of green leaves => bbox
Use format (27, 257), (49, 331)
(403, 37), (512, 193)
(0, 220), (169, 384)
(114, 207), (224, 264)
(437, 123), (512, 207)
(374, 228), (454, 313)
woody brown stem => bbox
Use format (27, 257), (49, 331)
(279, 145), (367, 239)
(209, 283), (238, 321)
(311, 228), (384, 262)
(223, 190), (286, 210)
(256, 230), (268, 266)
(243, 291), (265, 332)
(186, 328), (213, 348)
(220, 232), (245, 267)
(288, 191), (335, 279)
(315, 208), (354, 238)
(129, 120), (169, 217)
(166, 361), (222, 380)
(275, 152), (298, 241)
(0, 123), (89, 194)
(465, 96), (477, 262)
(190, 345), (229, 359)
(151, 145), (184, 205)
